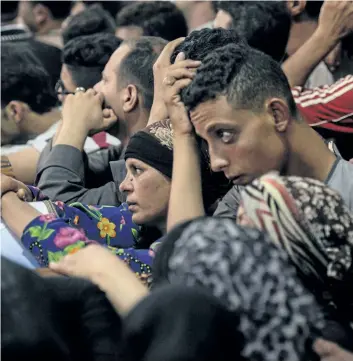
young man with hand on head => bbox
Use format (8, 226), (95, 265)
(161, 42), (353, 231)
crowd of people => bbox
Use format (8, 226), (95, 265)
(1, 1), (353, 360)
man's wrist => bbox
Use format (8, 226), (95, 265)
(55, 121), (89, 150)
(313, 27), (339, 52)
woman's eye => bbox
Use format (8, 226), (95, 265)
(133, 166), (143, 175)
(217, 130), (234, 143)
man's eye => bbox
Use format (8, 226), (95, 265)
(133, 166), (143, 175)
(216, 130), (234, 143)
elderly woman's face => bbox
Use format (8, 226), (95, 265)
(119, 158), (171, 229)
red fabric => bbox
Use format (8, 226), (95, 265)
(92, 132), (110, 149)
(293, 75), (353, 133)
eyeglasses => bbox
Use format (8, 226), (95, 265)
(55, 79), (75, 96)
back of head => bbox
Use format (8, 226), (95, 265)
(215, 1), (291, 61)
(120, 284), (244, 361)
(1, 257), (122, 360)
(32, 1), (72, 20)
(119, 37), (168, 111)
(62, 3), (116, 45)
(182, 43), (297, 117)
(63, 33), (122, 89)
(1, 0), (19, 22)
(116, 1), (188, 41)
(303, 1), (324, 20)
(82, 0), (130, 18)
(1, 42), (57, 113)
(171, 27), (244, 63)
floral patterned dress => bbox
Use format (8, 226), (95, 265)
(22, 187), (160, 282)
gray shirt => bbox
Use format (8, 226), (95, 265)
(36, 141), (127, 205)
(214, 158), (353, 218)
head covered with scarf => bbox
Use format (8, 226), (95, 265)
(124, 119), (231, 211)
(152, 217), (327, 361)
(238, 172), (353, 314)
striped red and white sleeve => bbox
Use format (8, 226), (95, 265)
(292, 75), (353, 133)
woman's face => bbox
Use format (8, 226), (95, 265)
(119, 158), (171, 229)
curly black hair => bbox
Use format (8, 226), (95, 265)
(62, 33), (122, 89)
(181, 43), (297, 117)
(170, 28), (245, 64)
(119, 37), (167, 111)
(215, 1), (291, 62)
(116, 1), (188, 41)
(1, 43), (57, 113)
(62, 3), (116, 45)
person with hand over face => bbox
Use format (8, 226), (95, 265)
(36, 37), (167, 206)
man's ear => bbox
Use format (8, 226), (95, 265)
(266, 98), (291, 133)
(286, 0), (307, 17)
(122, 85), (139, 113)
(33, 3), (50, 28)
(6, 101), (27, 124)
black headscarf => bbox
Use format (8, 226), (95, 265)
(124, 119), (232, 211)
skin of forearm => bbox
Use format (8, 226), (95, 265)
(282, 29), (338, 87)
(5, 148), (40, 184)
(1, 192), (41, 238)
(54, 122), (89, 151)
(92, 266), (149, 316)
(167, 133), (205, 232)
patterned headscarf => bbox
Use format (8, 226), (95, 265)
(239, 172), (353, 313)
(153, 218), (325, 361)
(125, 119), (232, 210)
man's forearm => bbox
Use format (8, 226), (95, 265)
(282, 29), (338, 88)
(54, 123), (89, 151)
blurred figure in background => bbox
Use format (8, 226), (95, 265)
(18, 0), (72, 48)
(62, 3), (116, 45)
(116, 1), (188, 41)
(175, 1), (215, 32)
(1, 43), (59, 150)
(1, 0), (61, 89)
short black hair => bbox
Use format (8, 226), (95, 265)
(1, 43), (57, 113)
(62, 33), (122, 89)
(81, 0), (130, 18)
(62, 3), (116, 45)
(182, 43), (297, 117)
(32, 1), (72, 20)
(1, 0), (19, 22)
(119, 37), (167, 110)
(216, 1), (291, 62)
(305, 1), (324, 19)
(116, 1), (188, 41)
(170, 28), (244, 64)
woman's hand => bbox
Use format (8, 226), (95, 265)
(49, 245), (148, 314)
(49, 244), (123, 281)
(1, 174), (33, 201)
